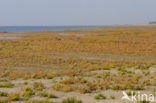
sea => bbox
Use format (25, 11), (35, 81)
(0, 26), (116, 32)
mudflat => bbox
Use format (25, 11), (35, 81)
(0, 27), (156, 103)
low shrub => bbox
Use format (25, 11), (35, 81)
(110, 95), (115, 99)
(137, 100), (150, 103)
(0, 99), (8, 103)
(142, 71), (150, 76)
(47, 93), (58, 98)
(78, 86), (91, 93)
(23, 81), (28, 85)
(62, 97), (82, 103)
(24, 100), (53, 103)
(40, 92), (57, 98)
(46, 71), (56, 79)
(126, 91), (135, 96)
(33, 82), (45, 91)
(0, 82), (14, 88)
(52, 83), (77, 92)
(22, 86), (35, 100)
(0, 91), (8, 97)
(112, 85), (121, 90)
(8, 93), (20, 101)
(94, 94), (106, 100)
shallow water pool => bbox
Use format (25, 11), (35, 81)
(0, 37), (21, 39)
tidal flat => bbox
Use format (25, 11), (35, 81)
(0, 26), (156, 103)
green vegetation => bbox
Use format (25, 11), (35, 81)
(40, 92), (57, 98)
(8, 93), (20, 101)
(94, 94), (106, 100)
(137, 100), (150, 103)
(22, 86), (35, 100)
(0, 91), (8, 97)
(33, 82), (45, 91)
(0, 82), (14, 88)
(0, 99), (8, 103)
(0, 27), (156, 102)
(23, 81), (28, 85)
(110, 95), (115, 99)
(126, 91), (135, 96)
(24, 100), (53, 103)
(62, 97), (82, 103)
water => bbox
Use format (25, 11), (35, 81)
(0, 37), (21, 39)
(0, 26), (115, 32)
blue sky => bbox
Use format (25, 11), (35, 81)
(0, 0), (156, 26)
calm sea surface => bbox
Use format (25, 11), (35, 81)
(0, 26), (115, 32)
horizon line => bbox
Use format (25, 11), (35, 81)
(0, 24), (151, 27)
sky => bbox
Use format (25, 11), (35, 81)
(0, 0), (156, 26)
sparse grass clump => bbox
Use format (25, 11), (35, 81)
(62, 97), (82, 103)
(24, 100), (53, 103)
(46, 71), (57, 79)
(137, 100), (150, 103)
(78, 85), (91, 94)
(110, 95), (115, 99)
(33, 82), (45, 91)
(0, 82), (14, 88)
(126, 91), (135, 96)
(0, 91), (8, 97)
(23, 81), (28, 85)
(94, 94), (106, 100)
(22, 86), (35, 100)
(40, 92), (57, 98)
(0, 99), (8, 103)
(152, 75), (156, 86)
(112, 85), (121, 90)
(142, 71), (150, 76)
(8, 93), (20, 101)
(52, 83), (77, 92)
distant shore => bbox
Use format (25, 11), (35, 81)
(0, 24), (156, 33)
